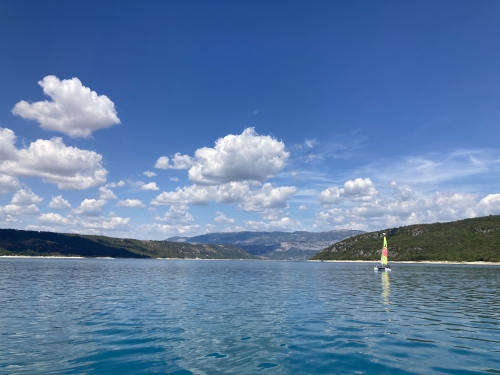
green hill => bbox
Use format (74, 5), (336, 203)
(0, 229), (257, 259)
(310, 215), (500, 262)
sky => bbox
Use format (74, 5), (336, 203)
(0, 0), (499, 240)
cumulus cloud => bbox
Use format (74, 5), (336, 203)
(48, 195), (71, 209)
(0, 204), (40, 217)
(0, 128), (107, 189)
(152, 184), (216, 206)
(38, 213), (130, 231)
(151, 182), (296, 212)
(155, 153), (194, 170)
(478, 194), (500, 215)
(98, 187), (117, 200)
(144, 171), (157, 177)
(39, 212), (73, 225)
(72, 199), (107, 216)
(244, 217), (301, 231)
(214, 211), (235, 223)
(0, 189), (43, 219)
(11, 189), (43, 206)
(116, 199), (145, 208)
(390, 181), (415, 201)
(0, 174), (21, 195)
(237, 183), (297, 212)
(187, 128), (289, 185)
(106, 180), (125, 188)
(319, 178), (377, 204)
(298, 205), (307, 210)
(154, 205), (194, 224)
(141, 182), (159, 191)
(319, 186), (343, 204)
(12, 75), (120, 138)
(314, 189), (500, 231)
(155, 156), (170, 169)
(140, 223), (202, 237)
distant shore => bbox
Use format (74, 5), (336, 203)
(1, 255), (500, 265)
(309, 260), (500, 265)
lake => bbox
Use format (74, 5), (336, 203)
(0, 259), (499, 374)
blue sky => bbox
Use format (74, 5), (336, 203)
(0, 1), (499, 239)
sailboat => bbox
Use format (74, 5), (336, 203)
(374, 233), (391, 272)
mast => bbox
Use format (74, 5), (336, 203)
(381, 233), (388, 266)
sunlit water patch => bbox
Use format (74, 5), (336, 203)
(0, 259), (499, 374)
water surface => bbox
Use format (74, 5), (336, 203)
(0, 259), (499, 374)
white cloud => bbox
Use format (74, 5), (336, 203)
(144, 171), (157, 177)
(478, 194), (500, 215)
(171, 153), (194, 169)
(139, 223), (202, 237)
(154, 205), (194, 224)
(237, 183), (297, 211)
(244, 217), (301, 231)
(39, 212), (73, 225)
(98, 187), (117, 200)
(343, 178), (377, 201)
(116, 199), (145, 208)
(305, 139), (316, 148)
(11, 189), (43, 206)
(188, 128), (289, 185)
(214, 211), (235, 223)
(0, 174), (20, 195)
(73, 199), (107, 216)
(0, 189), (42, 219)
(155, 153), (194, 170)
(170, 177), (179, 182)
(152, 185), (217, 206)
(390, 181), (415, 201)
(37, 213), (130, 231)
(79, 216), (130, 230)
(48, 195), (71, 209)
(298, 205), (307, 210)
(319, 186), (343, 204)
(319, 178), (377, 205)
(155, 156), (170, 169)
(0, 128), (107, 189)
(141, 182), (159, 191)
(314, 189), (496, 230)
(253, 109), (259, 115)
(12, 75), (120, 138)
(106, 180), (125, 188)
(1, 204), (40, 217)
(151, 182), (296, 212)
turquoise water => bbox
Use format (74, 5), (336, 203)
(0, 259), (499, 374)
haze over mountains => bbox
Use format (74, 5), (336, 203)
(168, 230), (365, 260)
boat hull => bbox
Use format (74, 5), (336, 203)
(374, 266), (391, 272)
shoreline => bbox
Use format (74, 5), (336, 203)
(309, 260), (500, 265)
(1, 255), (499, 265)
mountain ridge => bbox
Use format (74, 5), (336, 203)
(168, 229), (365, 260)
(0, 229), (258, 259)
(310, 215), (500, 262)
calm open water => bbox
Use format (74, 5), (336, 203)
(0, 259), (499, 374)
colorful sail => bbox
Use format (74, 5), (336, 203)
(381, 236), (388, 265)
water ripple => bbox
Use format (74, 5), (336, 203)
(0, 259), (499, 374)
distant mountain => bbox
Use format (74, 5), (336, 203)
(167, 230), (365, 260)
(310, 215), (500, 262)
(0, 229), (258, 259)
